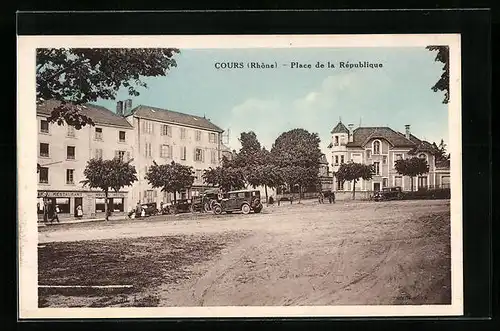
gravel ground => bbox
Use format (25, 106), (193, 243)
(38, 199), (451, 307)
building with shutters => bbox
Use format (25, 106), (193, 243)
(36, 100), (134, 220)
(328, 121), (451, 192)
(122, 103), (225, 205)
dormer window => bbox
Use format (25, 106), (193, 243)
(334, 136), (339, 146)
(373, 140), (381, 155)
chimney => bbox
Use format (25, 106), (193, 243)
(116, 101), (124, 116)
(405, 124), (411, 139)
(124, 99), (133, 114)
(348, 124), (354, 143)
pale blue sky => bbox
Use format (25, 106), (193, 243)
(95, 47), (449, 154)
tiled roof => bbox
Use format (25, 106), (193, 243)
(37, 100), (133, 128)
(331, 122), (350, 134)
(346, 127), (417, 148)
(129, 105), (224, 133)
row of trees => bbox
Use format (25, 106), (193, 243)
(203, 129), (323, 203)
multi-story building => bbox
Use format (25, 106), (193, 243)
(122, 102), (224, 205)
(328, 121), (451, 192)
(36, 100), (134, 220)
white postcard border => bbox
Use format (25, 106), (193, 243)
(17, 34), (463, 319)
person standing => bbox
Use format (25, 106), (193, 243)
(76, 205), (83, 218)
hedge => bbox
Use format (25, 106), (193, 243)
(402, 188), (450, 200)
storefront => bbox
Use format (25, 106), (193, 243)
(37, 190), (129, 221)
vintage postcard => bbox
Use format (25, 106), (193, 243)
(17, 34), (462, 319)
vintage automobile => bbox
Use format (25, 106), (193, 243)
(128, 202), (159, 218)
(162, 199), (193, 214)
(201, 188), (223, 212)
(212, 189), (263, 215)
(373, 186), (403, 201)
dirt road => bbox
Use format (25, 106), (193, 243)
(39, 199), (451, 306)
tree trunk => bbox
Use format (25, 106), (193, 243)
(173, 191), (177, 204)
(264, 185), (268, 205)
(352, 180), (356, 200)
(104, 189), (109, 221)
(298, 185), (302, 203)
(410, 177), (414, 191)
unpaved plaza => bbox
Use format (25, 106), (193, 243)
(38, 199), (451, 307)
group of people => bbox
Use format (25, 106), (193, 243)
(38, 199), (84, 223)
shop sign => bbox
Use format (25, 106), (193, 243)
(37, 191), (83, 198)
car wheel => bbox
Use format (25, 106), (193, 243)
(241, 203), (250, 214)
(204, 202), (211, 212)
(213, 204), (223, 215)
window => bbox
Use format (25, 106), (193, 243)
(95, 198), (107, 213)
(181, 128), (186, 139)
(195, 169), (202, 181)
(161, 125), (172, 137)
(119, 131), (126, 142)
(66, 169), (74, 184)
(115, 150), (126, 161)
(340, 155), (345, 164)
(40, 143), (49, 157)
(67, 146), (75, 160)
(211, 150), (216, 164)
(195, 130), (201, 141)
(335, 136), (339, 146)
(145, 143), (152, 158)
(40, 120), (49, 133)
(395, 176), (403, 187)
(419, 153), (427, 161)
(382, 178), (388, 187)
(95, 127), (103, 140)
(337, 179), (344, 190)
(373, 140), (381, 154)
(67, 126), (75, 137)
(180, 146), (187, 160)
(209, 132), (216, 143)
(394, 153), (403, 167)
(143, 121), (154, 134)
(95, 148), (103, 159)
(160, 144), (172, 158)
(366, 149), (371, 159)
(195, 148), (204, 162)
(39, 167), (48, 183)
(112, 198), (124, 212)
(335, 155), (339, 165)
(373, 162), (380, 175)
(55, 198), (70, 214)
(382, 155), (387, 164)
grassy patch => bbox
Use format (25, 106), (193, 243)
(38, 232), (247, 307)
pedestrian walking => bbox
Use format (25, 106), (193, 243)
(330, 191), (336, 204)
(50, 204), (60, 223)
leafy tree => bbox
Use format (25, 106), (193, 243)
(36, 48), (180, 128)
(395, 157), (430, 191)
(271, 128), (322, 200)
(202, 156), (246, 192)
(335, 162), (374, 200)
(426, 45), (449, 104)
(432, 139), (450, 162)
(81, 157), (137, 221)
(234, 131), (262, 168)
(145, 160), (194, 204)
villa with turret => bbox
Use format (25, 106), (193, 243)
(328, 121), (450, 192)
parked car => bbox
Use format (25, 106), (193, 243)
(128, 202), (159, 218)
(191, 196), (205, 213)
(212, 189), (263, 215)
(373, 186), (403, 201)
(201, 188), (223, 212)
(162, 199), (193, 214)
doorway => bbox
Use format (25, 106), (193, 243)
(74, 197), (83, 217)
(373, 183), (381, 192)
